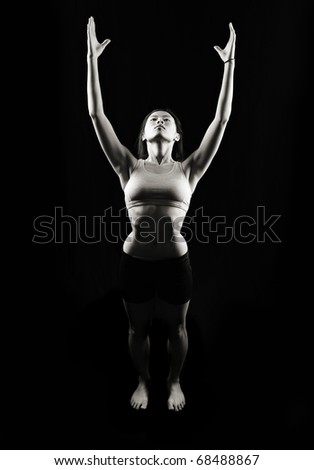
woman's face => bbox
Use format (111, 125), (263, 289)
(142, 111), (180, 143)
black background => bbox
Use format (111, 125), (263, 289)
(10, 0), (313, 451)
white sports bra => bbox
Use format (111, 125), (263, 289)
(124, 159), (192, 212)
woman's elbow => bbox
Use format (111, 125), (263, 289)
(87, 100), (102, 119)
(216, 116), (229, 127)
(89, 110), (102, 120)
(216, 108), (232, 126)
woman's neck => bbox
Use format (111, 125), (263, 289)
(145, 141), (175, 165)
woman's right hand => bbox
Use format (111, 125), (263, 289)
(87, 16), (111, 59)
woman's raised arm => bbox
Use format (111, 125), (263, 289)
(87, 17), (137, 182)
(183, 23), (236, 192)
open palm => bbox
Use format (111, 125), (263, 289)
(214, 23), (236, 62)
(87, 16), (111, 59)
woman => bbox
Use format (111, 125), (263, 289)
(87, 17), (236, 411)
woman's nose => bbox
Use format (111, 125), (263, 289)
(156, 118), (164, 124)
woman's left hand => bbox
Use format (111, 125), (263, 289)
(214, 22), (236, 62)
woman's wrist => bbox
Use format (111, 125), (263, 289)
(87, 54), (98, 61)
(224, 58), (235, 64)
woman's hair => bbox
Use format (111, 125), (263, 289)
(136, 108), (184, 161)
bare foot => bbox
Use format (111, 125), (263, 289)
(167, 381), (186, 411)
(130, 381), (149, 410)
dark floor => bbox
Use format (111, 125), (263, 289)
(4, 282), (313, 450)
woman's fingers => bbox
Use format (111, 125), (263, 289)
(225, 22), (236, 52)
(88, 16), (111, 49)
(90, 17), (96, 36)
(229, 22), (236, 42)
(229, 22), (236, 35)
(87, 16), (97, 40)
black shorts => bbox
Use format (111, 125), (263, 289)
(117, 251), (193, 305)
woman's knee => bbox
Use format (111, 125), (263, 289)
(128, 321), (150, 339)
(124, 298), (155, 337)
(167, 322), (187, 339)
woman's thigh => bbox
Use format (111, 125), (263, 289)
(123, 297), (156, 333)
(117, 251), (155, 303)
(156, 253), (193, 305)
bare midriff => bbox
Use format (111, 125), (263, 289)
(123, 204), (188, 260)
